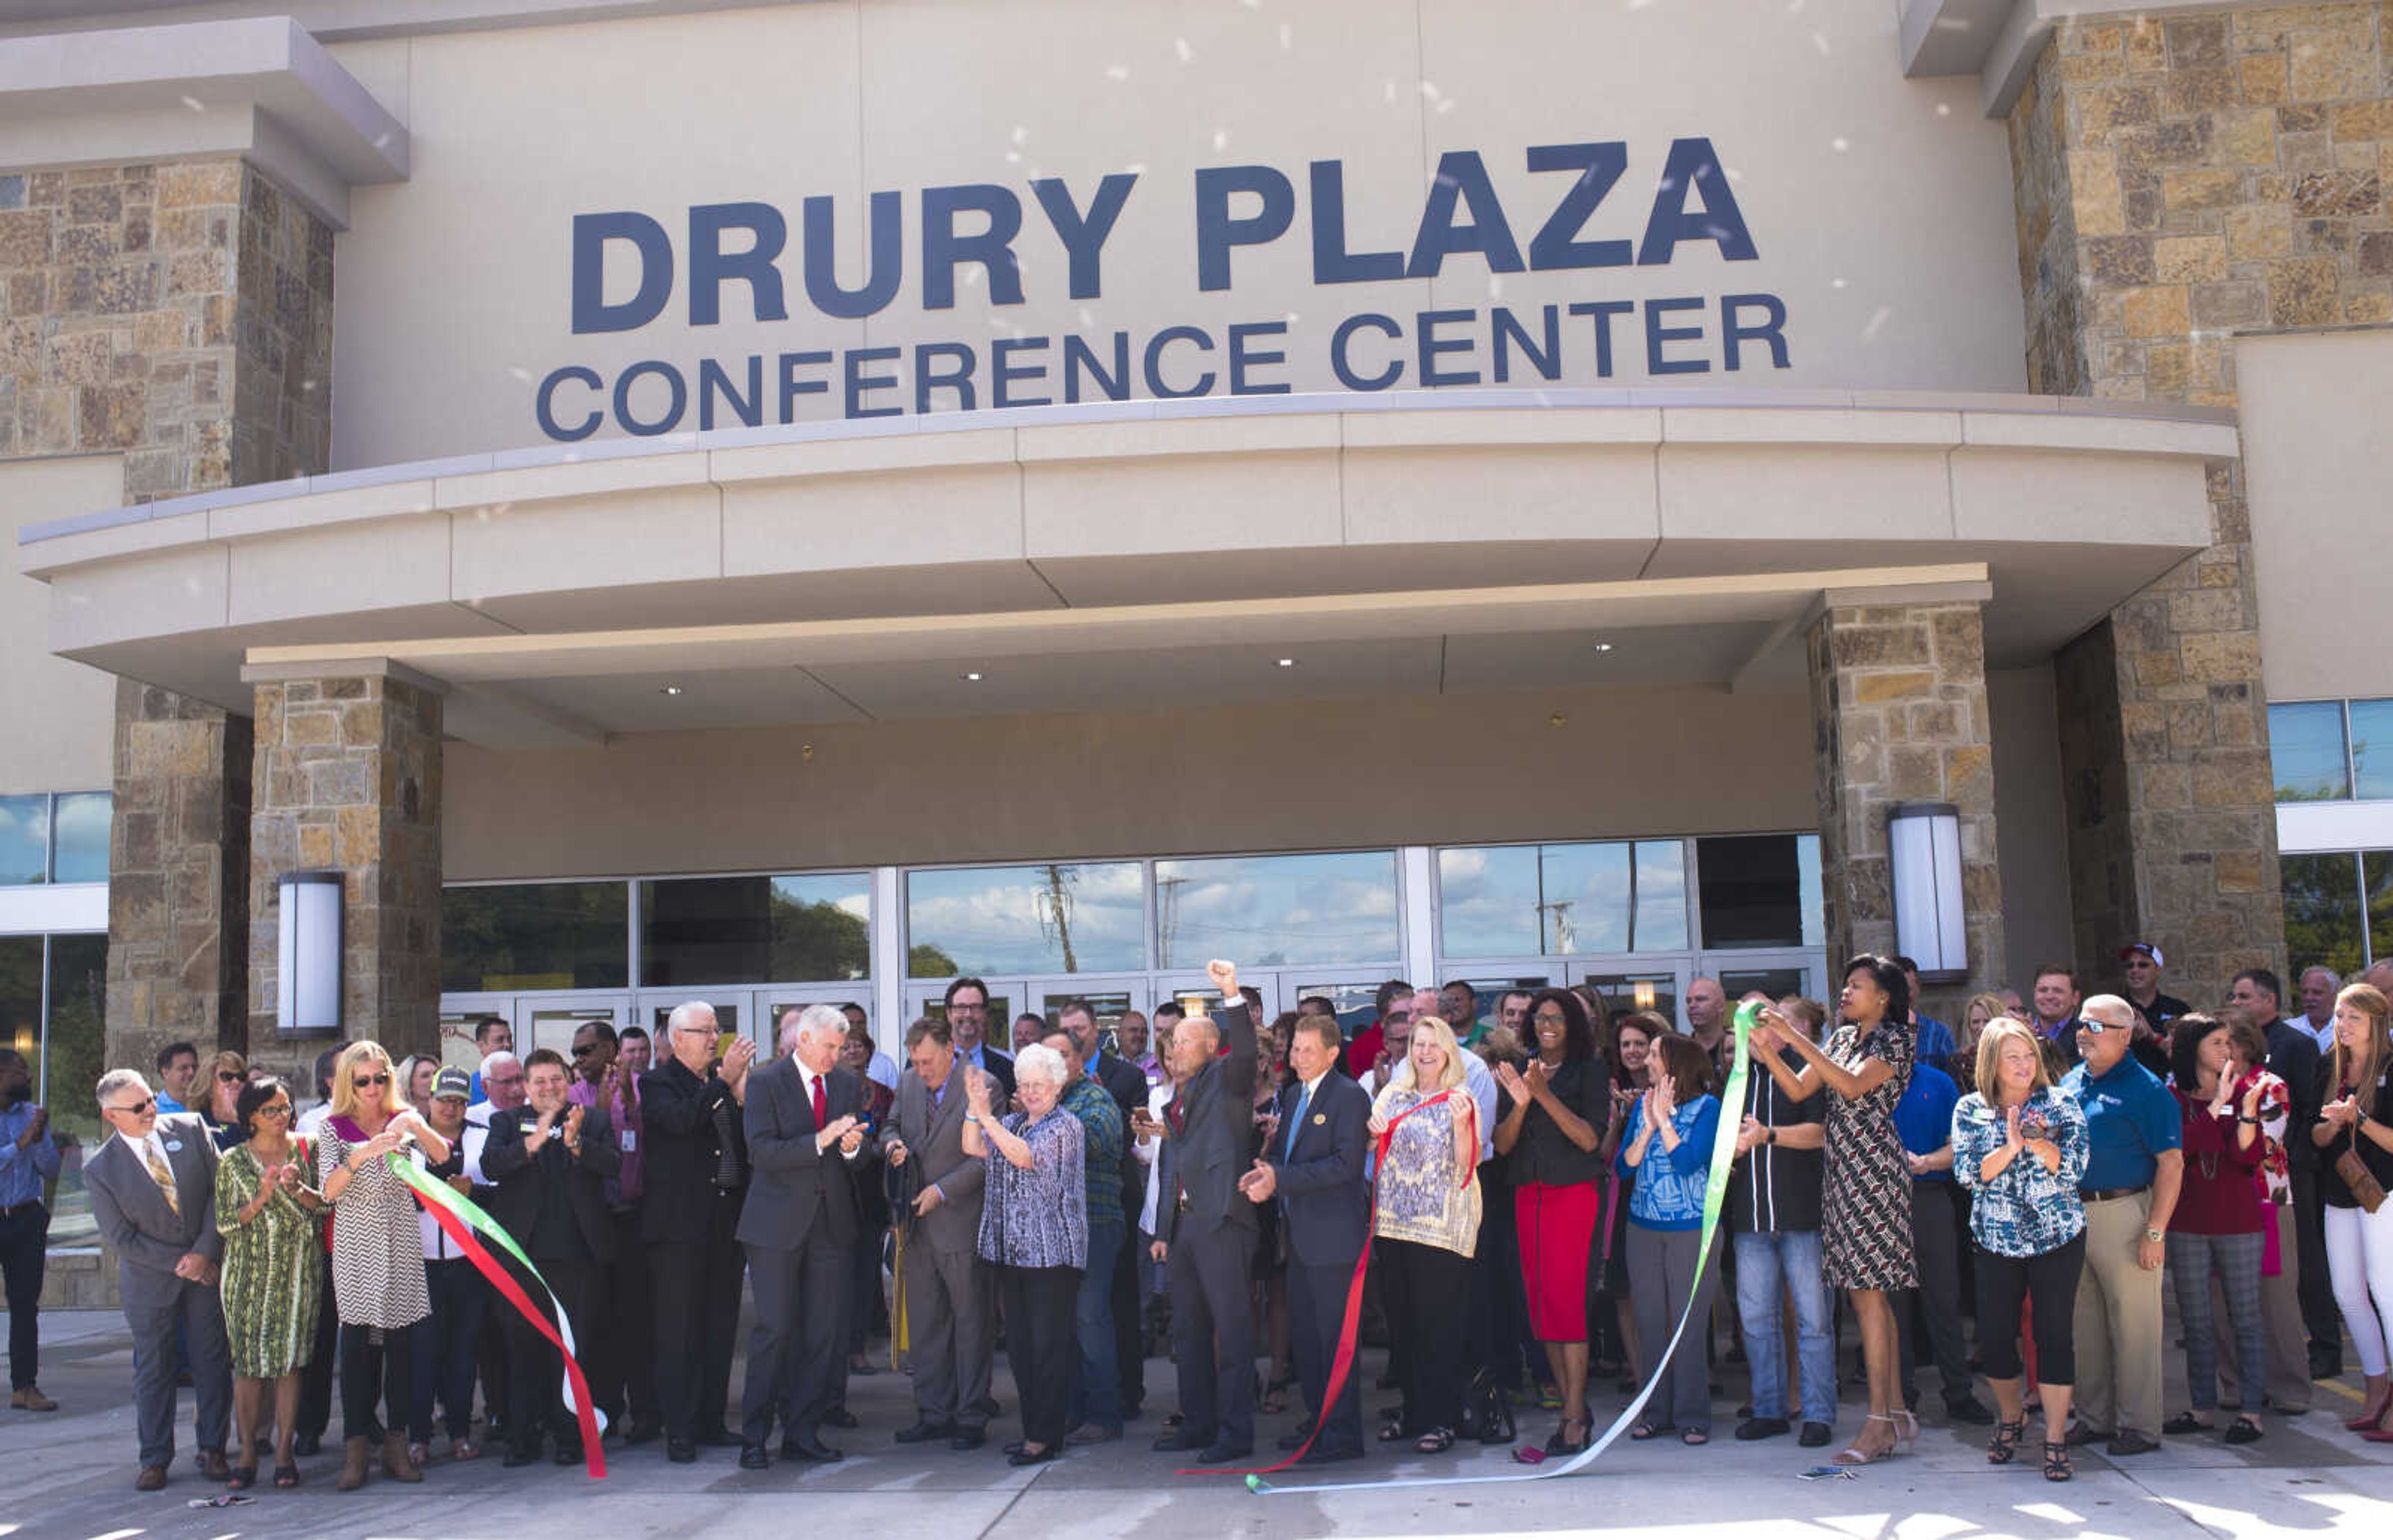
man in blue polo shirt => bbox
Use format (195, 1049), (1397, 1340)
(1892, 1057), (1990, 1424)
(2060, 994), (2184, 1457)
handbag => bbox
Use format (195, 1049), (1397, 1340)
(2339, 1118), (2387, 1216)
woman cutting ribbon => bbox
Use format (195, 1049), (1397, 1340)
(1368, 1016), (1481, 1455)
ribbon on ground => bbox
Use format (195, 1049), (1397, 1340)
(1248, 1006), (1754, 1496)
(890, 1220), (911, 1372)
(385, 1153), (609, 1479)
(1179, 1088), (1464, 1478)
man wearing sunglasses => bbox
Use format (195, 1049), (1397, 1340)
(83, 1067), (232, 1491)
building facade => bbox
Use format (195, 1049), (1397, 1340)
(2, 0), (2388, 1285)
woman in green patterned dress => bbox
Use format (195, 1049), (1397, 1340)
(213, 1075), (328, 1490)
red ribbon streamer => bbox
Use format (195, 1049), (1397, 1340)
(417, 1195), (608, 1479)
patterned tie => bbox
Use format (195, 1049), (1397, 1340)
(144, 1139), (180, 1218)
(811, 1072), (828, 1129)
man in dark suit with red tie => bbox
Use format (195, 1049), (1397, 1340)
(737, 1004), (876, 1469)
(1240, 1012), (1373, 1463)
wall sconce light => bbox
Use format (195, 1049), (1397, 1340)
(277, 871), (343, 1034)
(1633, 980), (1657, 1012)
(1889, 802), (1967, 984)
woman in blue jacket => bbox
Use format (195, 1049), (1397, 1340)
(1618, 1034), (1722, 1444)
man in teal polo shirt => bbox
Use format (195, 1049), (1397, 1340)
(2060, 994), (2184, 1457)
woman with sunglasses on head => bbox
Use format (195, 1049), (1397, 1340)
(213, 1075), (327, 1490)
(316, 1041), (450, 1490)
(202, 1051), (250, 1151)
(2315, 983), (2393, 1443)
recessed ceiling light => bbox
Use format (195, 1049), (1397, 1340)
(1276, 657), (1296, 668)
(658, 684), (684, 695)
(1591, 642), (1615, 653)
(963, 671), (983, 682)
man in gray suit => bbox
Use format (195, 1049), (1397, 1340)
(882, 1015), (993, 1451)
(83, 1068), (232, 1491)
(1150, 958), (1261, 1464)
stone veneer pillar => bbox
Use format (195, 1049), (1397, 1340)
(1997, 2), (2389, 997)
(1807, 602), (2008, 1004)
(3, 154), (340, 1072)
(247, 672), (445, 1060)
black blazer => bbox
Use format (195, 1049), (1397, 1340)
(638, 1057), (744, 1245)
(1155, 1001), (1260, 1244)
(482, 1104), (621, 1263)
(960, 1043), (1016, 1103)
(736, 1055), (874, 1253)
(1264, 1071), (1372, 1268)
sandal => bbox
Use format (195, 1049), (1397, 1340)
(1833, 1414), (1901, 1466)
(1414, 1426), (1456, 1453)
(2224, 1417), (2263, 1445)
(2043, 1440), (2073, 1481)
(1681, 1428), (1709, 1446)
(227, 1465), (256, 1491)
(2162, 1411), (2210, 1435)
(1378, 1418), (1410, 1442)
(272, 1463), (299, 1489)
(452, 1438), (480, 1461)
(1628, 1420), (1672, 1442)
(1547, 1416), (1590, 1455)
(1987, 1415), (2028, 1465)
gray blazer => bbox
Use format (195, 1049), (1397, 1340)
(85, 1113), (224, 1308)
(892, 1065), (985, 1255)
(1154, 1002), (1261, 1245)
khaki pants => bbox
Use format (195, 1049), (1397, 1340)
(2075, 1190), (2163, 1438)
(2215, 1202), (2311, 1414)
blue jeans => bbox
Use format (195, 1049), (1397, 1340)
(1733, 1229), (1835, 1425)
(410, 1257), (487, 1442)
(1069, 1220), (1124, 1431)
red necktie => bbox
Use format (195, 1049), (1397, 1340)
(811, 1072), (828, 1129)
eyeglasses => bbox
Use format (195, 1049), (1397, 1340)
(352, 1073), (391, 1088)
(257, 1103), (293, 1118)
(2078, 1019), (2130, 1035)
(1532, 1011), (1569, 1025)
(216, 1070), (246, 1083)
(108, 1096), (156, 1115)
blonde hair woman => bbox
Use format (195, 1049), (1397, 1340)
(1369, 1016), (1482, 1454)
(203, 1050), (249, 1150)
(315, 1042), (450, 1490)
(1957, 994), (2008, 1080)
(2315, 984), (2393, 1443)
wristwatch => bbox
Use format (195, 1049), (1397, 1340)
(2144, 1228), (2164, 1243)
(1764, 1126), (1777, 1146)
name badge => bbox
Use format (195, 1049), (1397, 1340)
(620, 1129), (638, 1153)
(163, 1139), (183, 1153)
(1312, 1113), (1327, 1126)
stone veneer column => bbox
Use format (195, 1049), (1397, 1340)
(247, 672), (445, 1060)
(1807, 602), (2008, 1002)
(1997, 2), (2386, 997)
(103, 681), (252, 1080)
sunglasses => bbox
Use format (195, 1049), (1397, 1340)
(216, 1070), (246, 1083)
(109, 1096), (156, 1115)
(2077, 1020), (2129, 1035)
(570, 1043), (599, 1057)
(352, 1073), (391, 1088)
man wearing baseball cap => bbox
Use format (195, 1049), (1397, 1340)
(409, 1067), (486, 1463)
(2119, 944), (2190, 1042)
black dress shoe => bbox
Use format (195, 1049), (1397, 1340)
(292, 1433), (322, 1457)
(1008, 1444), (1060, 1466)
(1799, 1422), (1833, 1447)
(1152, 1428), (1211, 1453)
(1003, 1439), (1026, 1455)
(667, 1439), (697, 1463)
(781, 1435), (843, 1463)
(1736, 1417), (1791, 1441)
(503, 1445), (541, 1468)
(2064, 1422), (2113, 1447)
(1195, 1442), (1253, 1465)
(2104, 1429), (2160, 1457)
(896, 1419), (954, 1444)
(738, 1443), (770, 1470)
(950, 1427), (986, 1452)
(697, 1428), (745, 1448)
(1946, 1397), (1996, 1425)
(822, 1407), (861, 1430)
(1276, 1430), (1311, 1452)
(1297, 1444), (1364, 1465)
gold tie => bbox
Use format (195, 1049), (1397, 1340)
(143, 1141), (181, 1218)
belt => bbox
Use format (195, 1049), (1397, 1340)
(2079, 1184), (2151, 1202)
(0, 1199), (45, 1219)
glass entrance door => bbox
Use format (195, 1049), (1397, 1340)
(904, 977), (1029, 1057)
(1700, 951), (1823, 1011)
(511, 992), (630, 1061)
(1026, 977), (1151, 1054)
(1568, 959), (1688, 1033)
(1152, 969), (1284, 1019)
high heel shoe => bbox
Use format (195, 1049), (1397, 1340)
(1833, 1414), (1905, 1466)
(1890, 1409), (1920, 1452)
(2362, 1405), (2393, 1444)
(2346, 1389), (2392, 1432)
(1987, 1415), (2028, 1465)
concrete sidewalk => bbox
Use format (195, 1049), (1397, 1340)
(6, 1306), (2393, 1540)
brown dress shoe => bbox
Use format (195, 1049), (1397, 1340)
(135, 1465), (168, 1491)
(197, 1448), (232, 1481)
(381, 1432), (424, 1483)
(12, 1386), (58, 1411)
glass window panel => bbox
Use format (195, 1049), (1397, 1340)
(1043, 991), (1135, 1051)
(1154, 850), (1398, 969)
(1442, 977), (1551, 1037)
(49, 792), (110, 883)
(42, 934), (106, 1244)
(438, 1011), (509, 1073)
(1634, 840), (1689, 951)
(2352, 701), (2393, 801)
(1436, 845), (1544, 957)
(441, 882), (628, 992)
(652, 1001), (743, 1047)
(2270, 701), (2350, 802)
(1286, 979), (1400, 1039)
(906, 862), (1144, 976)
(0, 795), (49, 886)
(1719, 966), (1810, 1007)
(640, 873), (869, 986)
(1440, 840), (1686, 957)
(2368, 852), (2393, 969)
(1696, 834), (1817, 949)
(1583, 972), (1678, 1031)
(2281, 852), (2365, 981)
(525, 1004), (616, 1060)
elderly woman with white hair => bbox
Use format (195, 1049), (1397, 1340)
(963, 1041), (1086, 1468)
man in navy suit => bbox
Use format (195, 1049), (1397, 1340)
(1240, 1012), (1373, 1463)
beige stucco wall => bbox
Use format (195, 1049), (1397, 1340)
(0, 454), (122, 793)
(442, 680), (1815, 881)
(2239, 328), (2393, 704)
(1987, 661), (2075, 989)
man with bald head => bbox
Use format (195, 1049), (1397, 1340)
(1684, 977), (1730, 1072)
(2060, 995), (2184, 1456)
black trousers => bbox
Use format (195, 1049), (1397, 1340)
(2294, 1165), (2341, 1354)
(740, 1228), (849, 1444)
(591, 1210), (657, 1426)
(1111, 1222), (1144, 1413)
(1974, 1232), (2086, 1386)
(475, 1294), (511, 1433)
(1898, 1181), (1974, 1404)
(1290, 1253), (1364, 1452)
(1001, 1263), (1083, 1447)
(649, 1191), (746, 1440)
(295, 1263), (340, 1438)
(339, 1320), (417, 1443)
(505, 1254), (593, 1453)
(1167, 1217), (1258, 1449)
(0, 1201), (47, 1389)
(1383, 1238), (1471, 1434)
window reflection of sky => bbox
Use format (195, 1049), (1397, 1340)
(1155, 851), (1398, 967)
(770, 874), (872, 921)
(51, 792), (111, 884)
(907, 862), (1145, 975)
(0, 796), (49, 886)
(2270, 701), (2350, 801)
(1439, 840), (1687, 956)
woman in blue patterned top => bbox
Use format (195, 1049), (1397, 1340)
(963, 1043), (1085, 1468)
(1952, 1016), (2089, 1482)
(1616, 1034), (1722, 1445)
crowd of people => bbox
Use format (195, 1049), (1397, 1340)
(11, 944), (2393, 1494)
